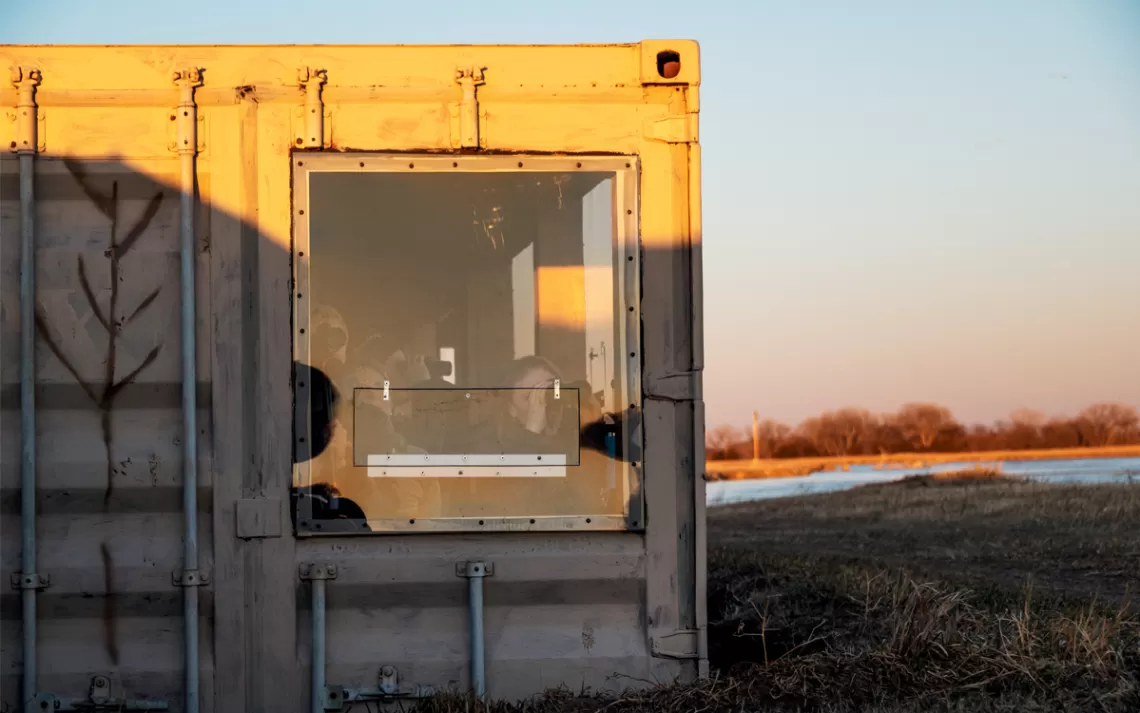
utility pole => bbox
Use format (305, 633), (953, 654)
(600, 341), (608, 409)
(752, 410), (761, 462)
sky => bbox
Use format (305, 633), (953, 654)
(5, 0), (1140, 429)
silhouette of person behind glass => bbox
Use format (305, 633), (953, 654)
(291, 361), (370, 532)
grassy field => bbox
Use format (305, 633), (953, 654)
(416, 477), (1140, 712)
(707, 444), (1140, 480)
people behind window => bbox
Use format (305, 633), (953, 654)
(299, 301), (638, 523)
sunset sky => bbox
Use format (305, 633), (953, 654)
(8, 0), (1139, 429)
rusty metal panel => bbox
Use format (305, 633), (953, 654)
(0, 42), (703, 710)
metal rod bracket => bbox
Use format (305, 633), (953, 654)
(451, 67), (487, 149)
(300, 563), (339, 581)
(9, 66), (42, 154)
(36, 676), (171, 711)
(11, 572), (49, 590)
(172, 569), (211, 587)
(297, 67), (329, 149)
(455, 561), (493, 579)
(171, 68), (203, 156)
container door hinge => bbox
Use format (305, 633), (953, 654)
(7, 66), (45, 153)
(643, 113), (698, 144)
(651, 629), (699, 659)
(295, 67), (331, 149)
(451, 67), (487, 150)
(11, 572), (49, 590)
(643, 370), (699, 402)
(36, 676), (170, 711)
(172, 569), (210, 587)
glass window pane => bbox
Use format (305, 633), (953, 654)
(296, 167), (636, 528)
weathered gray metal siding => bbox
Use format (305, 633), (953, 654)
(296, 537), (653, 698)
(0, 42), (704, 711)
(1, 157), (214, 710)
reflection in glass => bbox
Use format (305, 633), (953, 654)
(299, 170), (632, 523)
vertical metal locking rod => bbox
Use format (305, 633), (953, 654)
(468, 573), (485, 697)
(298, 68), (327, 149)
(311, 578), (327, 713)
(301, 564), (336, 713)
(457, 561), (492, 698)
(173, 67), (203, 713)
(13, 64), (42, 713)
(688, 137), (709, 677)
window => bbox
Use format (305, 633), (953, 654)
(292, 155), (641, 533)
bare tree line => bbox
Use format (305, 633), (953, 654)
(706, 402), (1140, 461)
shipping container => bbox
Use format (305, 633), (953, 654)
(0, 42), (706, 712)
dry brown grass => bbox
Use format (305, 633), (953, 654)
(889, 467), (1009, 486)
(409, 480), (1140, 713)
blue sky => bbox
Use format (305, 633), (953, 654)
(6, 0), (1140, 428)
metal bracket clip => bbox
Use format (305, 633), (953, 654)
(451, 67), (487, 149)
(296, 67), (329, 149)
(170, 68), (204, 155)
(172, 569), (211, 587)
(455, 561), (493, 579)
(8, 66), (43, 154)
(35, 676), (170, 711)
(300, 563), (339, 581)
(11, 572), (49, 590)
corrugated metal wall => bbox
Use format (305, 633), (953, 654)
(0, 43), (704, 711)
(1, 157), (213, 710)
(295, 536), (652, 697)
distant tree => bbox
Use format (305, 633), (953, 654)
(894, 403), (957, 452)
(1000, 409), (1047, 450)
(706, 425), (743, 460)
(1041, 418), (1082, 449)
(931, 422), (969, 452)
(833, 408), (878, 455)
(799, 416), (836, 457)
(868, 420), (908, 455)
(965, 424), (1000, 452)
(799, 408), (877, 457)
(754, 419), (792, 459)
(1076, 403), (1140, 447)
(774, 434), (819, 459)
(710, 401), (1140, 461)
